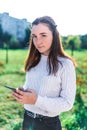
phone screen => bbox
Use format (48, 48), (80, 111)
(4, 85), (16, 91)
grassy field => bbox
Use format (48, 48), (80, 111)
(0, 49), (87, 130)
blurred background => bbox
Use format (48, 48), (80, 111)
(0, 0), (87, 129)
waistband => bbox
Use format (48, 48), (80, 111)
(25, 109), (58, 119)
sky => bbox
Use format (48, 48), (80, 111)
(0, 0), (87, 36)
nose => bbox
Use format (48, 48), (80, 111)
(36, 37), (42, 46)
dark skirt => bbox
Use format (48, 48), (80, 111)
(22, 110), (62, 130)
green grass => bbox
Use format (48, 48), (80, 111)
(0, 49), (27, 130)
(0, 49), (87, 130)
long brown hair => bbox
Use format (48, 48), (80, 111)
(24, 16), (76, 75)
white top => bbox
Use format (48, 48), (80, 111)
(23, 55), (76, 117)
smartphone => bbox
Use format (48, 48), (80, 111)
(4, 85), (16, 91)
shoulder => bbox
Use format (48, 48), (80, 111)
(57, 57), (76, 79)
(58, 56), (72, 63)
(58, 56), (75, 69)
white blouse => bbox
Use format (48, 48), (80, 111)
(23, 55), (76, 117)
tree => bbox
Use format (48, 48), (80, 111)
(22, 27), (31, 48)
(62, 36), (68, 49)
(67, 35), (81, 56)
(3, 32), (11, 63)
(0, 24), (3, 48)
(80, 34), (87, 49)
(9, 36), (20, 49)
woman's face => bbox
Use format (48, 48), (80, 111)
(31, 23), (53, 55)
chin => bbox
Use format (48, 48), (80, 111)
(38, 49), (44, 53)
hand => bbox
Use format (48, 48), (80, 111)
(12, 88), (38, 105)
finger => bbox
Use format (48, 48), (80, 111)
(12, 93), (19, 100)
(12, 92), (18, 98)
(12, 93), (16, 98)
(18, 87), (24, 91)
(12, 92), (23, 99)
(26, 89), (33, 93)
(16, 89), (24, 96)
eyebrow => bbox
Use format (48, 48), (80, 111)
(32, 32), (47, 35)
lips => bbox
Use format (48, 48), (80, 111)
(38, 46), (43, 48)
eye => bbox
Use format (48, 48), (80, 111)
(42, 34), (47, 37)
(32, 35), (37, 39)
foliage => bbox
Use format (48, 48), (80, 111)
(24, 27), (31, 45)
(61, 50), (87, 129)
(80, 34), (87, 49)
(61, 87), (87, 130)
(2, 32), (11, 47)
(9, 36), (20, 49)
(64, 35), (81, 50)
(0, 24), (3, 48)
(0, 23), (31, 49)
(62, 34), (87, 50)
(1, 21), (87, 50)
(62, 36), (68, 49)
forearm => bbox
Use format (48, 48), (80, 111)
(35, 92), (76, 114)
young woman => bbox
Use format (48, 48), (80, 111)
(12, 16), (76, 130)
